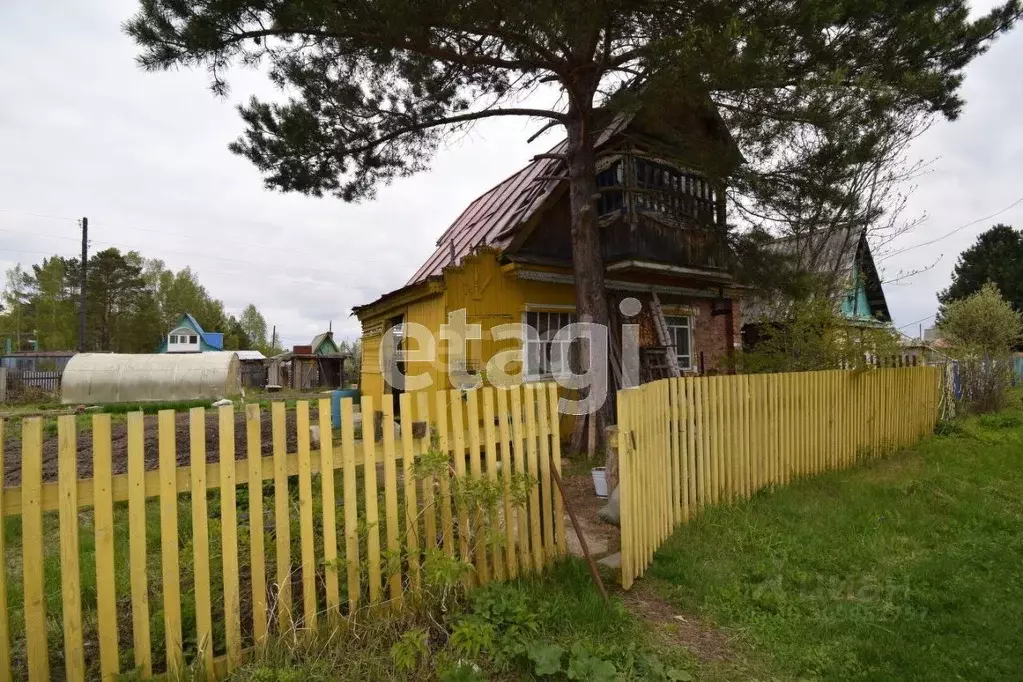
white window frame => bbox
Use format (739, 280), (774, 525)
(664, 315), (694, 370)
(522, 309), (577, 381)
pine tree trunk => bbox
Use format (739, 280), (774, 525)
(565, 107), (611, 452)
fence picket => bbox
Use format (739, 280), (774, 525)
(22, 418), (48, 681)
(158, 410), (184, 678)
(296, 402), (318, 626)
(523, 385), (544, 574)
(465, 390), (489, 583)
(381, 395), (403, 601)
(271, 401), (293, 625)
(449, 390), (472, 573)
(694, 377), (707, 508)
(728, 377), (738, 500)
(92, 413), (119, 681)
(189, 408), (215, 678)
(617, 389), (632, 588)
(247, 405), (268, 644)
(318, 399), (341, 617)
(400, 393), (421, 590)
(536, 386), (555, 565)
(508, 386), (530, 574)
(340, 397), (361, 613)
(547, 384), (566, 557)
(220, 405), (243, 667)
(126, 412), (151, 677)
(672, 379), (683, 522)
(57, 416), (85, 682)
(483, 388), (504, 579)
(361, 395), (383, 605)
(415, 392), (438, 554)
(684, 378), (697, 514)
(496, 388), (518, 578)
(659, 381), (671, 538)
(435, 391), (455, 557)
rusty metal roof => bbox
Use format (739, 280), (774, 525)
(407, 142), (566, 284)
(407, 114), (632, 285)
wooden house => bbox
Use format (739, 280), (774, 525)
(742, 228), (892, 346)
(353, 102), (745, 404)
(155, 313), (224, 353)
(266, 331), (348, 390)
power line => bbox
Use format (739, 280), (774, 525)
(0, 207), (403, 265)
(897, 313), (936, 331)
(881, 194), (1023, 262)
(0, 224), (391, 289)
(0, 245), (384, 292)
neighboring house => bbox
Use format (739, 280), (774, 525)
(353, 102), (743, 404)
(310, 330), (341, 355)
(232, 349), (268, 388)
(266, 331), (348, 390)
(899, 336), (950, 367)
(742, 227), (891, 346)
(156, 313), (225, 353)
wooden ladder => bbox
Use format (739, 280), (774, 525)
(649, 292), (681, 378)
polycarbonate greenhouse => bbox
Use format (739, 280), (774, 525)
(61, 352), (241, 405)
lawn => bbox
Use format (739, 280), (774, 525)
(644, 408), (1023, 681)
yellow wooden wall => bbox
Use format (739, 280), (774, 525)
(358, 250), (577, 402)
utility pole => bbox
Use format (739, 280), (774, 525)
(79, 217), (88, 352)
(271, 325), (276, 352)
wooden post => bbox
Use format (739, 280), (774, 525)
(605, 426), (619, 496)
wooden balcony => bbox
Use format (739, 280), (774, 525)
(601, 217), (729, 273)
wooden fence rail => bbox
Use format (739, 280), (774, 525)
(0, 383), (564, 681)
(617, 367), (941, 589)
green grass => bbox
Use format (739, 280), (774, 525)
(233, 559), (718, 682)
(645, 407), (1023, 681)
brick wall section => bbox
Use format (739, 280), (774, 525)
(638, 297), (741, 373)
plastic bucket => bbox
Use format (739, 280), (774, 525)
(330, 388), (361, 428)
(591, 467), (608, 498)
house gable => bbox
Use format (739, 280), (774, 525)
(311, 331), (341, 355)
(157, 313), (225, 353)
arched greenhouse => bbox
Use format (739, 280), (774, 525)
(61, 352), (241, 405)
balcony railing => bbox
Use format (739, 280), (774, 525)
(601, 218), (728, 271)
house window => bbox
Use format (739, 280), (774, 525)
(189, 335), (198, 344)
(169, 335), (178, 344)
(664, 316), (693, 370)
(523, 310), (577, 378)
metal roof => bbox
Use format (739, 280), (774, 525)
(407, 114), (631, 285)
(231, 350), (266, 361)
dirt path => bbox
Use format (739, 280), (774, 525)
(2, 408), (307, 486)
(559, 461), (620, 560)
(621, 582), (736, 664)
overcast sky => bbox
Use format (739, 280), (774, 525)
(2, 1), (1022, 348)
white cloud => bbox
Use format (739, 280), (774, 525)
(2, 0), (1021, 348)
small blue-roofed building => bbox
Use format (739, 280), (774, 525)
(156, 313), (225, 353)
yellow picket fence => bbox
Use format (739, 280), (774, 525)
(0, 383), (564, 681)
(616, 367), (941, 589)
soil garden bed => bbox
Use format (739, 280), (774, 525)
(1, 406), (313, 486)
